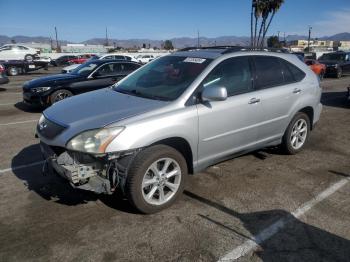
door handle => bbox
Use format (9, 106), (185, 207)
(248, 98), (260, 104)
(293, 88), (302, 94)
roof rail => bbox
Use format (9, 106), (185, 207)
(177, 46), (290, 54)
(177, 46), (243, 52)
(222, 46), (290, 54)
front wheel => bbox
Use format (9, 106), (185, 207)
(125, 145), (187, 214)
(50, 89), (73, 105)
(281, 112), (310, 154)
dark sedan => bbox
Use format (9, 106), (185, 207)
(23, 60), (141, 106)
(318, 51), (350, 78)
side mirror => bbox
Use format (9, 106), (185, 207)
(201, 85), (228, 102)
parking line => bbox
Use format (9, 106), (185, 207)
(218, 177), (349, 261)
(0, 119), (38, 126)
(0, 160), (44, 175)
(0, 103), (14, 106)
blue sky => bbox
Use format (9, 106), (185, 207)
(0, 0), (349, 42)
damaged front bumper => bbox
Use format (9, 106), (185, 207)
(40, 142), (120, 194)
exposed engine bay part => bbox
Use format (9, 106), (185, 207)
(40, 142), (142, 195)
(106, 149), (142, 193)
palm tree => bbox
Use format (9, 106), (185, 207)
(255, 0), (269, 48)
(250, 0), (284, 48)
(260, 0), (284, 47)
(253, 0), (265, 47)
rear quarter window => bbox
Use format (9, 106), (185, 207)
(282, 59), (306, 82)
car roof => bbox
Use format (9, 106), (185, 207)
(88, 59), (140, 65)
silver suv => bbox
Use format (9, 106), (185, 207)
(37, 47), (322, 213)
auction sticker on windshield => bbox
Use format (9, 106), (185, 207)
(183, 57), (206, 63)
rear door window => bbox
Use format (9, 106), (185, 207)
(123, 63), (140, 74)
(253, 56), (284, 89)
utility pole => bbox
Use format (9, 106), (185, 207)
(54, 26), (59, 52)
(197, 30), (200, 48)
(105, 27), (109, 46)
(307, 26), (312, 52)
(277, 31), (280, 40)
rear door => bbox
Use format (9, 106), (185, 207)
(197, 56), (261, 166)
(252, 56), (306, 142)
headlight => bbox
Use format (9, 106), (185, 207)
(66, 127), (125, 153)
(31, 86), (51, 93)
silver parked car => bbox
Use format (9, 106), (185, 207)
(37, 47), (322, 213)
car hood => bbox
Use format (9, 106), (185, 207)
(44, 88), (168, 132)
(24, 73), (83, 88)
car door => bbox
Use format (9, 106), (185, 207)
(197, 56), (261, 166)
(71, 62), (124, 94)
(252, 56), (306, 143)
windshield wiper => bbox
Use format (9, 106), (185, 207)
(116, 89), (171, 101)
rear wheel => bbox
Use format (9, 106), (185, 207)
(125, 145), (187, 214)
(281, 112), (310, 154)
(50, 89), (73, 105)
(319, 70), (325, 81)
(25, 54), (34, 62)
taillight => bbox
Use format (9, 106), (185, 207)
(0, 64), (5, 73)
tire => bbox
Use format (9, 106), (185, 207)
(125, 145), (187, 214)
(7, 66), (19, 76)
(319, 70), (325, 81)
(336, 68), (342, 79)
(281, 112), (310, 155)
(50, 89), (73, 105)
(25, 54), (34, 62)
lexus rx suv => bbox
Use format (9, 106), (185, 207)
(37, 47), (322, 213)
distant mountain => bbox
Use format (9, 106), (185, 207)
(0, 35), (70, 46)
(285, 32), (350, 41)
(1, 33), (349, 48)
(324, 32), (350, 41)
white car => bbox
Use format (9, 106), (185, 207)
(135, 54), (155, 64)
(0, 44), (39, 61)
(61, 54), (138, 73)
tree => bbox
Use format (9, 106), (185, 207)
(163, 40), (174, 50)
(267, 36), (282, 48)
(250, 0), (284, 48)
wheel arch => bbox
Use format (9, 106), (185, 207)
(150, 137), (194, 175)
(298, 106), (314, 130)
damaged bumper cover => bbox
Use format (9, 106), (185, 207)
(40, 142), (114, 194)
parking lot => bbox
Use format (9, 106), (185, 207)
(0, 68), (349, 261)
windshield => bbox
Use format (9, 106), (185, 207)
(113, 55), (212, 101)
(319, 53), (345, 61)
(70, 61), (99, 76)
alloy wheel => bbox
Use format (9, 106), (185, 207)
(54, 92), (70, 103)
(290, 119), (308, 150)
(141, 158), (181, 206)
